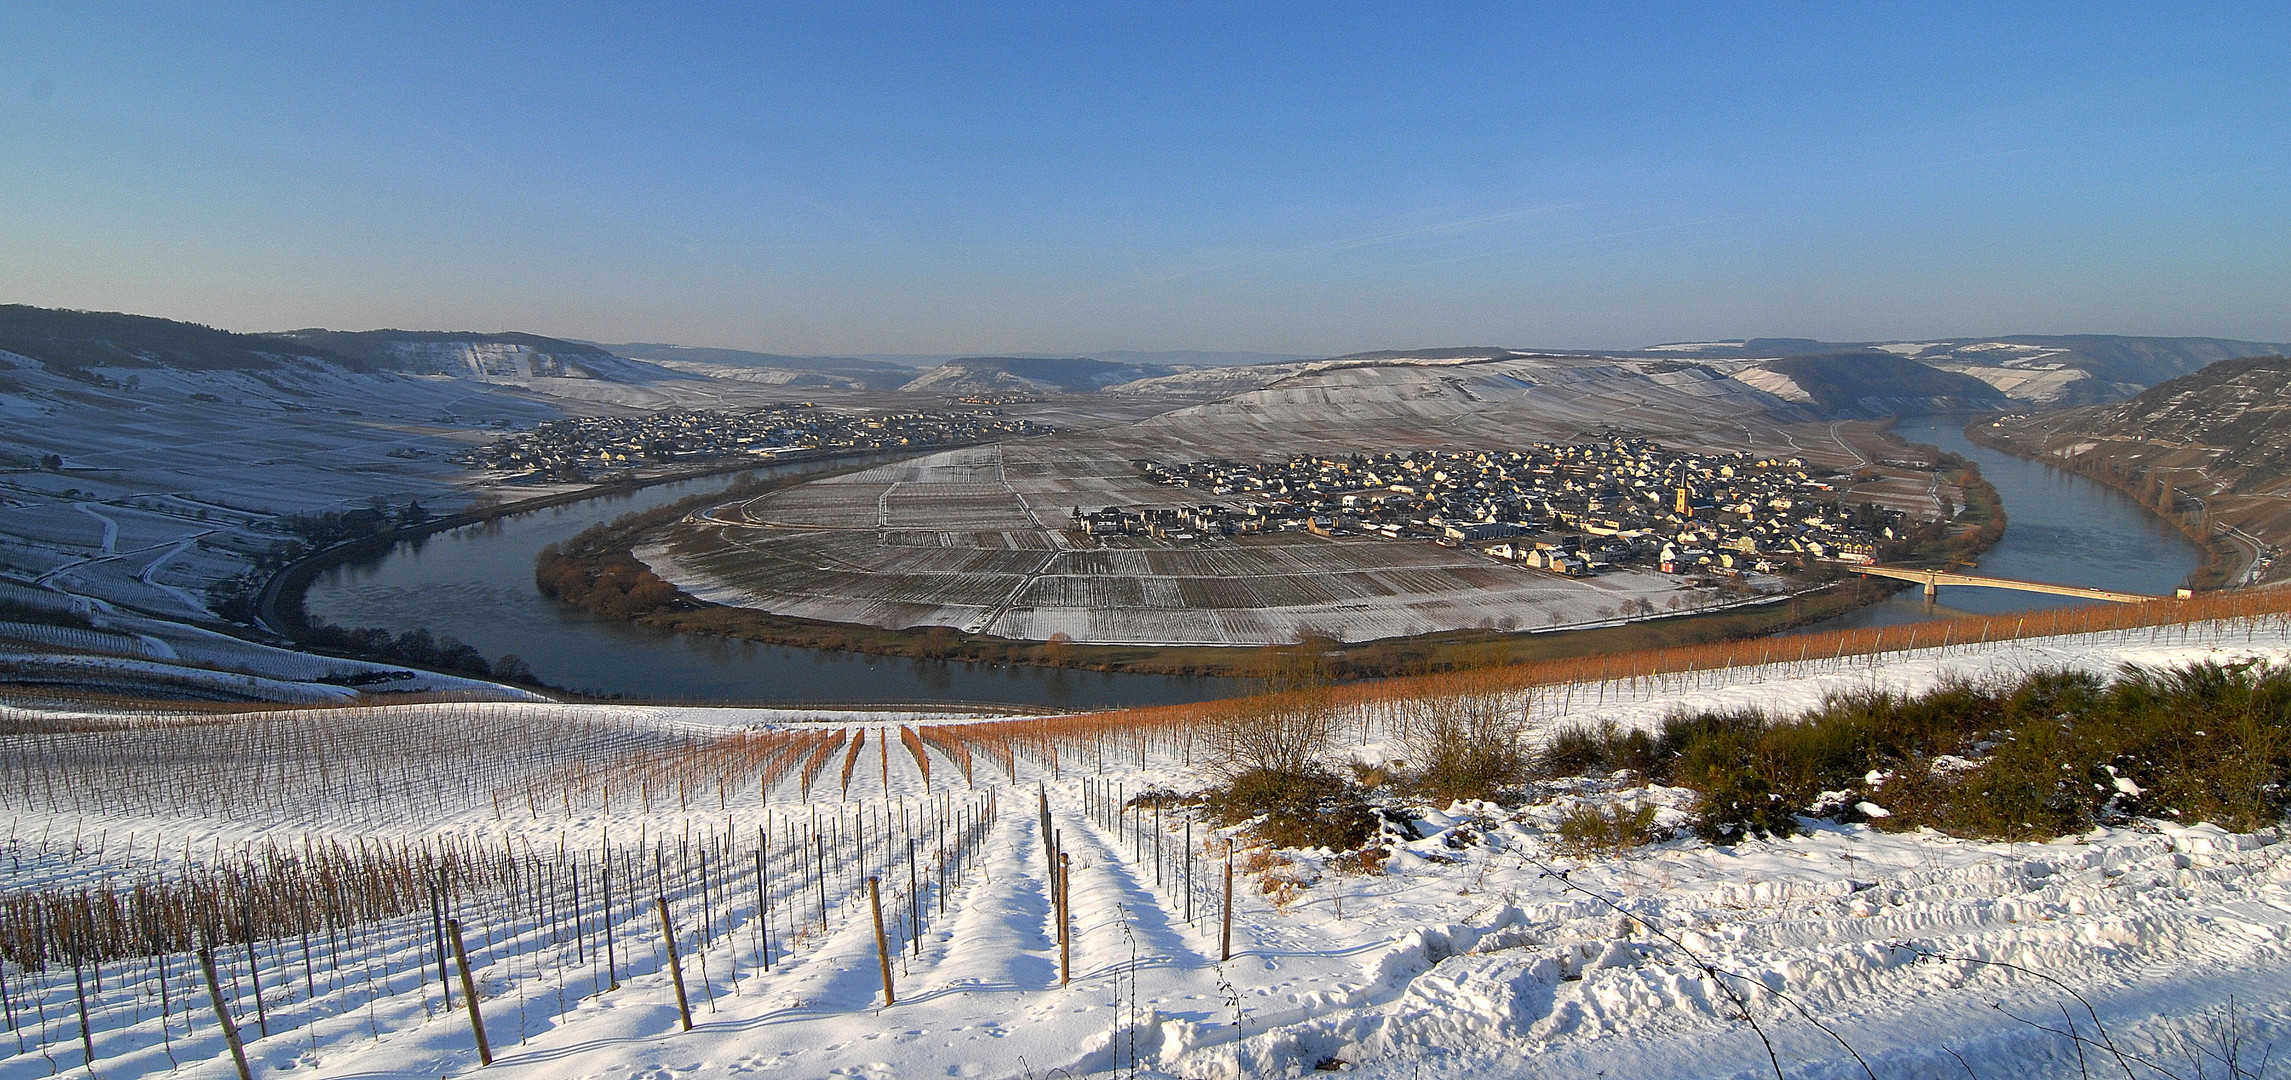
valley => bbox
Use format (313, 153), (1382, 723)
(13, 14), (2285, 1079)
(0, 306), (2284, 1080)
(1980, 354), (2291, 588)
(1, 304), (2263, 703)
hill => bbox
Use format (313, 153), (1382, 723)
(1117, 335), (2278, 415)
(273, 328), (682, 382)
(1126, 352), (1814, 453)
(898, 356), (1174, 394)
(0, 305), (744, 634)
(1645, 334), (2290, 406)
(1993, 355), (2291, 494)
(1983, 354), (2291, 584)
(0, 307), (692, 385)
(1742, 351), (2010, 416)
(597, 343), (918, 390)
(0, 304), (346, 378)
(1325, 346), (1540, 363)
(2102, 354), (2291, 464)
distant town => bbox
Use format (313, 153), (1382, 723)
(454, 405), (1050, 482)
(1101, 441), (1933, 577)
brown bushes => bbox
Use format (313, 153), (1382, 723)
(1395, 692), (1531, 804)
(1201, 693), (1336, 782)
(534, 544), (685, 619)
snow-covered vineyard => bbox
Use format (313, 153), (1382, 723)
(4, 615), (2291, 1079)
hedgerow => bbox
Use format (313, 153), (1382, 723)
(1544, 660), (2291, 841)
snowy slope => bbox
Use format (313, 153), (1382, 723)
(5, 614), (2291, 1079)
(1131, 354), (1812, 453)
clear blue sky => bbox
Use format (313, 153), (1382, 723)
(2, 3), (2285, 355)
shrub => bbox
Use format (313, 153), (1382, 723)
(1537, 720), (1659, 779)
(1243, 850), (1312, 907)
(1326, 844), (1389, 875)
(1346, 760), (1394, 789)
(1555, 801), (1662, 852)
(1399, 693), (1531, 803)
(1605, 726), (1661, 776)
(2094, 661), (2291, 831)
(1203, 766), (1378, 851)
(1687, 761), (1799, 841)
(1475, 660), (2288, 844)
(1203, 695), (1336, 781)
(1658, 663), (2288, 842)
(1536, 723), (1612, 776)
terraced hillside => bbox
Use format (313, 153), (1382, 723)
(1983, 355), (2291, 584)
(1127, 353), (1814, 454)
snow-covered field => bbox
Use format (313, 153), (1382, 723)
(3, 614), (2290, 1079)
(648, 442), (1741, 646)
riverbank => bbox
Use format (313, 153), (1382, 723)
(1871, 420), (2008, 562)
(1959, 417), (2251, 590)
(535, 455), (2001, 680)
(257, 447), (934, 678)
(552, 535), (1908, 679)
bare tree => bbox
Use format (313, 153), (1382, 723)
(1399, 691), (1531, 803)
(1202, 694), (1337, 781)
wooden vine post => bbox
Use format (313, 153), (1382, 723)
(656, 897), (693, 1031)
(869, 877), (896, 1006)
(240, 898), (270, 1039)
(69, 955), (94, 1073)
(1037, 785), (1054, 885)
(1185, 820), (1195, 924)
(602, 858), (619, 990)
(447, 919), (492, 1065)
(198, 946), (255, 1080)
(907, 839), (923, 958)
(754, 845), (772, 972)
(429, 884), (453, 1008)
(1058, 852), (1073, 986)
(1221, 847), (1234, 963)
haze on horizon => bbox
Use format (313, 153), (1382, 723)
(2, 3), (2285, 357)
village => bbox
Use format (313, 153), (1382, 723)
(1088, 440), (1925, 578)
(453, 405), (1050, 482)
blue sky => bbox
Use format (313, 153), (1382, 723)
(2, 3), (2285, 354)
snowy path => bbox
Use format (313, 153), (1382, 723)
(74, 501), (118, 554)
(134, 529), (217, 612)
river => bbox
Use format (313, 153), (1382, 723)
(305, 421), (2201, 706)
(303, 458), (1246, 708)
(1810, 415), (2202, 629)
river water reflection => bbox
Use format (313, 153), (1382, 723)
(307, 421), (2199, 706)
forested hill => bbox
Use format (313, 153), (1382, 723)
(0, 304), (345, 377)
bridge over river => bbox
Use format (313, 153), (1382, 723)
(1849, 563), (2172, 604)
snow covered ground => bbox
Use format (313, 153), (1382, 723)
(2, 613), (2289, 1078)
(648, 441), (1765, 646)
(0, 580), (537, 702)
